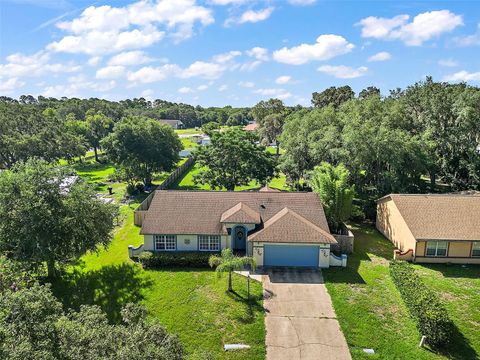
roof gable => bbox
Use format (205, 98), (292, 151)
(249, 207), (337, 244)
(220, 202), (261, 224)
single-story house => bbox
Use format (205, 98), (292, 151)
(131, 190), (347, 268)
(159, 119), (184, 129)
(376, 194), (480, 264)
(244, 122), (258, 131)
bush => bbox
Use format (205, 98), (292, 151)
(135, 183), (145, 192)
(126, 183), (137, 195)
(389, 261), (454, 348)
(137, 251), (216, 268)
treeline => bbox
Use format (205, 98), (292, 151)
(278, 77), (480, 214)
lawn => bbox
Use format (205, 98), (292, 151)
(50, 160), (266, 360)
(323, 223), (480, 359)
(175, 128), (201, 135)
(171, 163), (288, 191)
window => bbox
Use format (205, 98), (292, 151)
(198, 235), (220, 251)
(154, 235), (176, 251)
(425, 241), (448, 257)
(472, 242), (480, 257)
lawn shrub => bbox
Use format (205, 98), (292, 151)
(389, 260), (454, 348)
(137, 251), (216, 268)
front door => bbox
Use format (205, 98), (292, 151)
(233, 226), (246, 250)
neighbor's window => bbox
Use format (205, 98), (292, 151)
(425, 241), (448, 257)
(198, 235), (220, 251)
(472, 242), (480, 257)
(154, 235), (176, 251)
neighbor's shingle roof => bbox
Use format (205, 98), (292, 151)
(378, 194), (480, 241)
(140, 191), (331, 242)
(220, 202), (261, 224)
(249, 208), (336, 244)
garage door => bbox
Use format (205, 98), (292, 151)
(264, 245), (319, 267)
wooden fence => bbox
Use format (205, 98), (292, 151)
(134, 157), (194, 226)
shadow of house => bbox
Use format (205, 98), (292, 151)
(51, 263), (152, 323)
(431, 323), (478, 360)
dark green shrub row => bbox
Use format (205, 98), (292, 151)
(389, 260), (453, 348)
(136, 251), (216, 268)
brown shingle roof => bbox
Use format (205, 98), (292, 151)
(379, 194), (480, 241)
(249, 208), (337, 244)
(140, 191), (331, 242)
(220, 202), (261, 224)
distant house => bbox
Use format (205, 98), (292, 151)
(159, 119), (184, 129)
(376, 194), (480, 264)
(129, 190), (349, 268)
(244, 122), (258, 131)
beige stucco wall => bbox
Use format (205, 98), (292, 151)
(376, 199), (417, 254)
(414, 240), (480, 264)
(251, 242), (331, 268)
(414, 256), (480, 264)
(416, 241), (425, 257)
(448, 242), (472, 257)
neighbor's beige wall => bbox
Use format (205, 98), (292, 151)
(376, 199), (417, 254)
(416, 241), (425, 257)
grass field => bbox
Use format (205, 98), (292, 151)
(51, 159), (266, 360)
(323, 224), (480, 360)
(171, 163), (288, 191)
(175, 128), (201, 135)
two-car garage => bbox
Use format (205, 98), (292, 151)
(263, 244), (320, 267)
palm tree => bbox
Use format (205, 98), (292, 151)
(209, 249), (256, 292)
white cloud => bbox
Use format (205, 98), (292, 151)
(197, 84), (209, 90)
(48, 0), (214, 55)
(178, 86), (194, 93)
(443, 70), (480, 82)
(357, 10), (463, 46)
(209, 0), (247, 4)
(275, 75), (291, 84)
(288, 0), (316, 5)
(0, 77), (25, 92)
(108, 50), (152, 66)
(95, 65), (125, 79)
(239, 7), (273, 23)
(218, 84), (228, 91)
(438, 59), (458, 67)
(43, 77), (116, 97)
(88, 56), (102, 66)
(453, 24), (480, 46)
(254, 88), (292, 100)
(212, 50), (242, 64)
(368, 51), (391, 62)
(246, 46), (269, 61)
(140, 89), (154, 99)
(127, 64), (181, 83)
(0, 51), (81, 78)
(238, 81), (255, 88)
(180, 61), (225, 79)
(273, 34), (354, 65)
(317, 65), (368, 79)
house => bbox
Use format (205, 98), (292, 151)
(158, 119), (184, 129)
(244, 122), (258, 131)
(130, 190), (347, 268)
(376, 194), (480, 264)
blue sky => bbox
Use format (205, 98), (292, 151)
(1, 0), (479, 106)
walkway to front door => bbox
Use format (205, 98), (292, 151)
(262, 268), (351, 360)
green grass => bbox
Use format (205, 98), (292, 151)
(175, 128), (201, 135)
(50, 161), (266, 360)
(323, 224), (480, 359)
(171, 163), (288, 191)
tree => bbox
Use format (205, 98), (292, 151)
(209, 249), (256, 292)
(102, 116), (182, 186)
(0, 159), (116, 278)
(85, 110), (113, 162)
(307, 162), (355, 233)
(193, 128), (276, 190)
(250, 98), (285, 123)
(311, 86), (355, 108)
(0, 284), (185, 360)
(359, 86), (381, 99)
(258, 113), (285, 155)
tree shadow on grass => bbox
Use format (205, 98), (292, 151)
(50, 263), (153, 323)
(226, 289), (265, 325)
(427, 323), (479, 360)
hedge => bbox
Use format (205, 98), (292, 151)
(136, 251), (216, 268)
(389, 260), (454, 348)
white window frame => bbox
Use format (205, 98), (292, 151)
(198, 235), (220, 252)
(154, 235), (176, 251)
(425, 241), (448, 257)
(472, 242), (480, 257)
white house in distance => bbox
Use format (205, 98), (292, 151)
(158, 119), (184, 129)
(130, 189), (347, 268)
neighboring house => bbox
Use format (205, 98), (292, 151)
(159, 119), (184, 129)
(244, 122), (258, 131)
(376, 194), (480, 264)
(130, 190), (348, 268)
(199, 136), (211, 146)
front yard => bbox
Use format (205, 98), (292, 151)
(323, 224), (480, 359)
(51, 162), (266, 360)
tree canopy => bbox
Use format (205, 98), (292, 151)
(0, 159), (117, 277)
(193, 127), (276, 190)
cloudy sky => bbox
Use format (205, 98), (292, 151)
(1, 0), (479, 106)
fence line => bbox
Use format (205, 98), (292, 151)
(134, 157), (195, 226)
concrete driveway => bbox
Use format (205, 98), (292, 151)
(262, 268), (351, 360)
